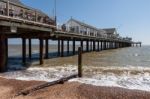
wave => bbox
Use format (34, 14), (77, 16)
(1, 65), (150, 91)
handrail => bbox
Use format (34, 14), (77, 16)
(0, 0), (55, 26)
(0, 15), (56, 29)
(55, 31), (132, 43)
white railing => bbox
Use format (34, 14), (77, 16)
(56, 25), (132, 42)
(0, 0), (56, 26)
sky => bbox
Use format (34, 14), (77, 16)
(10, 0), (150, 45)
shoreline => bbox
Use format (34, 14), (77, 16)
(2, 66), (150, 92)
(1, 77), (150, 99)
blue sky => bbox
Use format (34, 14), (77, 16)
(11, 0), (149, 45)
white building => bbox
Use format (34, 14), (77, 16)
(103, 28), (119, 39)
(123, 37), (132, 41)
(65, 18), (106, 38)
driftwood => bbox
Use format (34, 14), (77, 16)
(15, 74), (78, 96)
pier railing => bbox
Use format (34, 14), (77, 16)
(55, 30), (133, 43)
(0, 0), (56, 28)
(56, 24), (132, 43)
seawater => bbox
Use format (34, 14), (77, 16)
(1, 45), (150, 91)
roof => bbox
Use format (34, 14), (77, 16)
(103, 28), (116, 34)
(68, 18), (99, 31)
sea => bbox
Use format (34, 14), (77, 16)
(0, 44), (150, 92)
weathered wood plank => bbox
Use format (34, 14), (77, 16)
(15, 74), (78, 96)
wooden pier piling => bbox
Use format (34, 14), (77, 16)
(80, 40), (83, 52)
(0, 35), (7, 72)
(78, 47), (82, 77)
(5, 38), (8, 66)
(28, 39), (32, 60)
(86, 40), (89, 52)
(101, 41), (103, 50)
(97, 41), (100, 51)
(39, 39), (44, 65)
(93, 41), (95, 51)
(73, 39), (76, 55)
(58, 40), (60, 56)
(45, 39), (49, 59)
(22, 38), (26, 64)
(61, 39), (64, 57)
(67, 40), (70, 54)
(90, 41), (92, 51)
(107, 42), (109, 49)
(104, 41), (106, 50)
(109, 42), (112, 49)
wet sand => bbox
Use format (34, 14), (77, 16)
(0, 77), (150, 99)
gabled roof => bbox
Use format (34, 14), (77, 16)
(68, 18), (99, 31)
(103, 28), (116, 34)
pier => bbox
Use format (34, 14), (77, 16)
(132, 42), (142, 47)
(0, 0), (141, 72)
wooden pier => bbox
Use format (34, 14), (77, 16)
(0, 0), (141, 72)
(132, 42), (142, 47)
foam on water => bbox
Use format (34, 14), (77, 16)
(0, 65), (77, 82)
(1, 65), (150, 91)
(69, 73), (150, 91)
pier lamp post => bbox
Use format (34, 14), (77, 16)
(54, 0), (57, 25)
